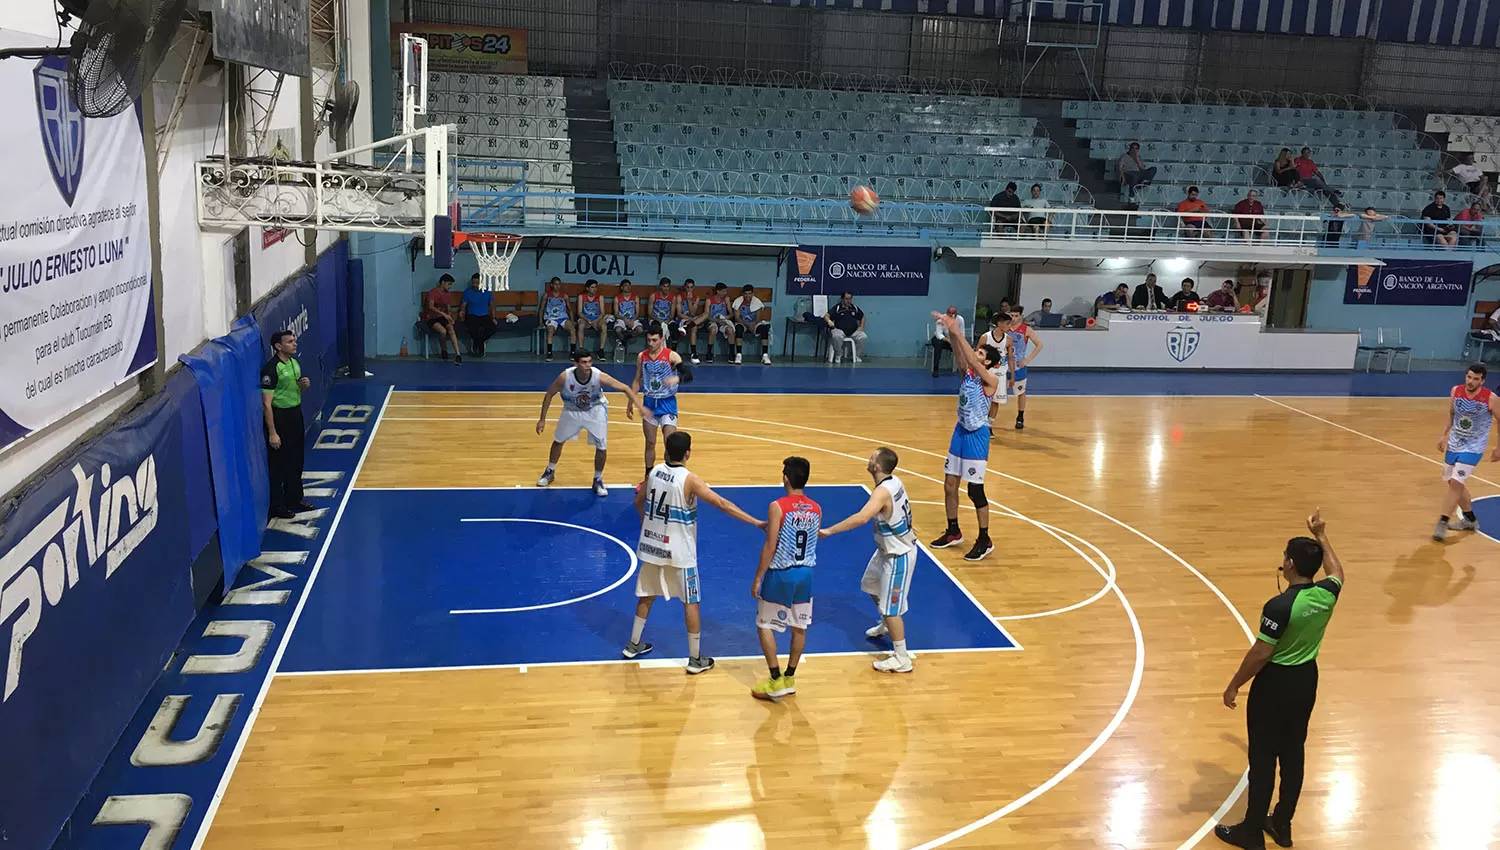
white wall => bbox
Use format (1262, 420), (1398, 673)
(2, 0), (70, 39)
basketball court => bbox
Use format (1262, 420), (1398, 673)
(190, 377), (1500, 850)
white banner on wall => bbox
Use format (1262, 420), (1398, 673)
(0, 55), (156, 454)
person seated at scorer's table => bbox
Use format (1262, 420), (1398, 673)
(1168, 278), (1201, 312)
(1095, 283), (1130, 312)
(1204, 279), (1240, 312)
(458, 273), (499, 358)
(930, 304), (966, 377)
(1132, 273), (1170, 310)
(824, 290), (867, 364)
(1024, 299), (1055, 325)
(421, 273), (462, 364)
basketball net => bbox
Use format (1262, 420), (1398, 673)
(461, 234), (523, 292)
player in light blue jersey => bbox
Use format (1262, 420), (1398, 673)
(1433, 363), (1498, 541)
(750, 456), (820, 700)
(1007, 307), (1044, 431)
(929, 311), (1002, 562)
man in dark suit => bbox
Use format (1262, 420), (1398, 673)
(1131, 274), (1170, 311)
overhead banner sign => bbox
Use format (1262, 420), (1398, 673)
(1345, 259), (1473, 305)
(391, 23), (529, 73)
(786, 244), (931, 297)
(208, 0), (312, 76)
(0, 55), (157, 455)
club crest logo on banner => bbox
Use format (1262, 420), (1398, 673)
(1166, 323), (1200, 362)
(33, 57), (84, 208)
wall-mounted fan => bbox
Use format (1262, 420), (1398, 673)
(68, 0), (189, 117)
(318, 80), (359, 145)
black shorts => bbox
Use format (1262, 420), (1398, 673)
(425, 316), (451, 332)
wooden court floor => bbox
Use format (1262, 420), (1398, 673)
(204, 390), (1500, 850)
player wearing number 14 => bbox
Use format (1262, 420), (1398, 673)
(750, 457), (820, 700)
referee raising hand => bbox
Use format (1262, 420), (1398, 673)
(1216, 510), (1344, 850)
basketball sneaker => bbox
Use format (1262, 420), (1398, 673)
(761, 353), (771, 365)
(685, 655), (716, 675)
(733, 353), (743, 365)
(1453, 514), (1478, 531)
(537, 469), (555, 487)
(750, 676), (795, 700)
(964, 536), (995, 561)
(1433, 521), (1448, 541)
(593, 479), (607, 497)
(621, 641), (653, 659)
(873, 654), (913, 673)
(865, 621), (889, 639)
(929, 529), (964, 548)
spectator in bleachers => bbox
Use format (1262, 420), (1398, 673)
(988, 182), (1021, 233)
(612, 278), (644, 356)
(1457, 200), (1487, 247)
(540, 277), (575, 362)
(1117, 142), (1157, 197)
(577, 278), (610, 357)
(1451, 153), (1490, 206)
(732, 284), (772, 365)
(1357, 207), (1390, 245)
(1232, 189), (1268, 242)
(1095, 283), (1130, 313)
(1422, 190), (1459, 248)
(1204, 280), (1240, 312)
(1272, 149), (1300, 188)
(824, 291), (866, 364)
(422, 273), (462, 364)
(1294, 147), (1340, 204)
(1177, 186), (1212, 239)
(1324, 202), (1354, 247)
(1022, 184), (1050, 236)
(1169, 278), (1201, 312)
(1132, 274), (1170, 310)
(1024, 299), (1056, 325)
(930, 304), (966, 377)
(459, 272), (498, 357)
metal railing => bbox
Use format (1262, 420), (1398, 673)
(448, 189), (1500, 252)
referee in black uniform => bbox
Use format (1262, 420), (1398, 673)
(1216, 510), (1345, 849)
(261, 330), (313, 520)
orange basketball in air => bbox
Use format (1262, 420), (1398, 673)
(850, 186), (879, 216)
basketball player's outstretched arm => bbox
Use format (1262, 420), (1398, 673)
(535, 372), (567, 434)
(752, 502), (785, 599)
(932, 313), (999, 395)
(597, 371), (640, 420)
(819, 487), (890, 537)
(687, 474), (766, 529)
(1306, 510), (1343, 584)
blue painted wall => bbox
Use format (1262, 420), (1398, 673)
(353, 234), (979, 358)
(1305, 260), (1500, 361)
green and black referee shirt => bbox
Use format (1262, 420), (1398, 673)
(260, 356), (303, 409)
(1256, 577), (1342, 666)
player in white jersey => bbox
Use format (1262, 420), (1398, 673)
(627, 431), (765, 674)
(1433, 363), (1498, 540)
(929, 311), (1003, 562)
(978, 315), (1014, 432)
(749, 456), (820, 700)
(821, 447), (920, 673)
(535, 351), (642, 497)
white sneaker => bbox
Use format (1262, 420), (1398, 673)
(734, 353), (743, 365)
(852, 355), (862, 363)
(537, 470), (555, 487)
(593, 480), (608, 497)
(1453, 515), (1478, 531)
(690, 356), (701, 365)
(1433, 521), (1448, 542)
(865, 621), (889, 639)
(761, 353), (771, 365)
(873, 654), (913, 674)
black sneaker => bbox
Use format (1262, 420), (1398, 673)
(545, 352), (554, 362)
(929, 529), (964, 548)
(1263, 821), (1292, 848)
(1213, 823), (1266, 850)
(454, 354), (463, 365)
(1015, 417), (1025, 430)
(293, 501), (316, 512)
(269, 507), (296, 520)
(686, 655), (715, 675)
(964, 537), (994, 561)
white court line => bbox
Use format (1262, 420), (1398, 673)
(1256, 393), (1500, 488)
(189, 385), (394, 850)
(274, 646), (1016, 679)
(450, 518), (639, 614)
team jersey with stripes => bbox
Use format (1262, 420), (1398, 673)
(770, 494), (821, 569)
(542, 294), (569, 322)
(638, 463), (698, 567)
(639, 348), (678, 400)
(956, 370), (993, 432)
(579, 293), (603, 321)
(650, 293), (674, 321)
(615, 293), (639, 319)
(1449, 386), (1494, 454)
(873, 475), (917, 555)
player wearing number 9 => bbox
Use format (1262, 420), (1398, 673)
(749, 457), (819, 700)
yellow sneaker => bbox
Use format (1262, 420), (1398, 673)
(750, 676), (795, 700)
(779, 675), (796, 696)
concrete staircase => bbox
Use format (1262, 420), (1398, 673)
(564, 78), (625, 225)
(1023, 98), (1128, 212)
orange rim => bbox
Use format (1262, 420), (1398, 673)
(454, 232), (522, 249)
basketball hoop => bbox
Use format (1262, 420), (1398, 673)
(458, 232), (523, 291)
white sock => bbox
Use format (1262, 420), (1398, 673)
(594, 470), (603, 481)
(688, 632), (701, 659)
(545, 462), (557, 473)
(892, 639), (909, 662)
(630, 616), (646, 645)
